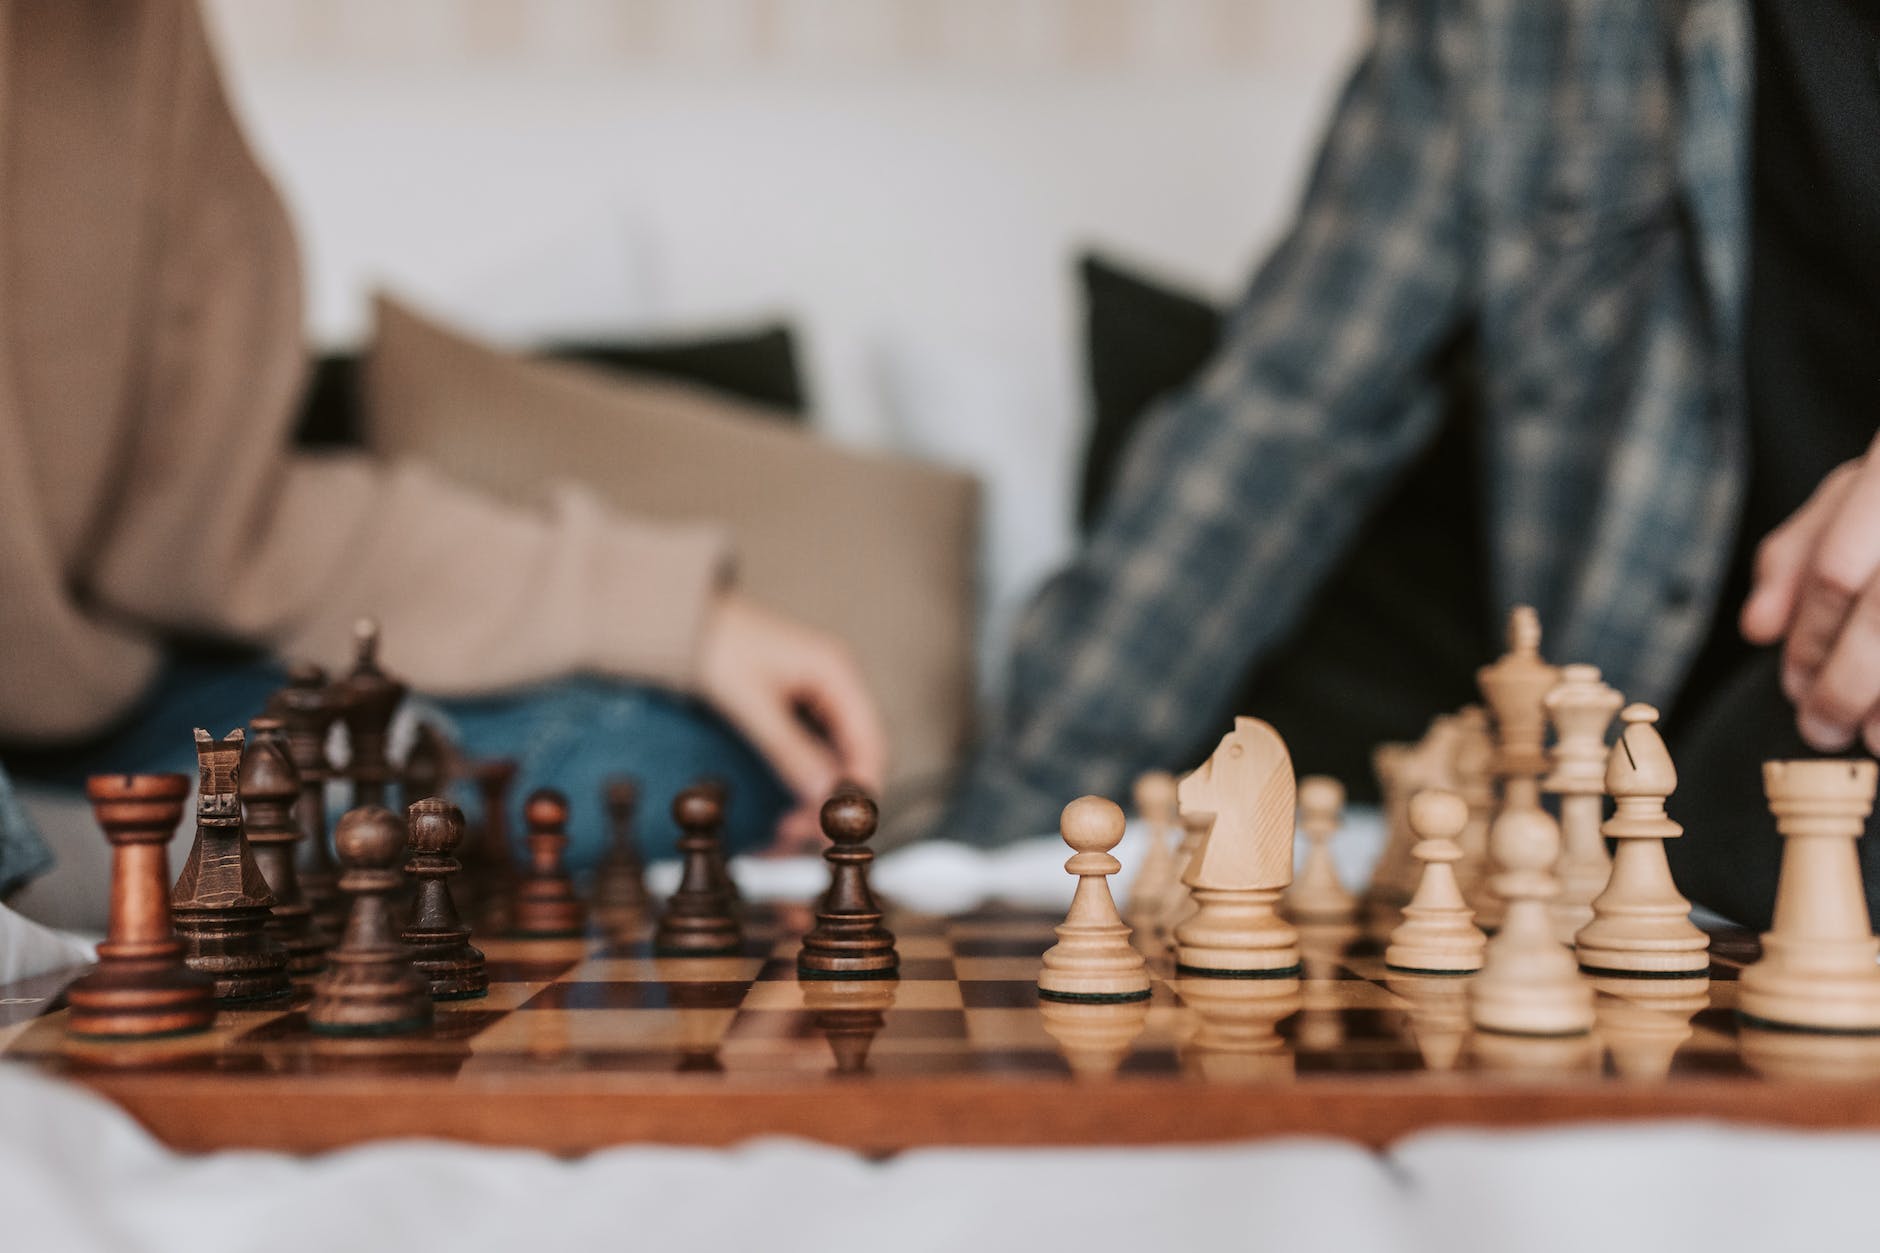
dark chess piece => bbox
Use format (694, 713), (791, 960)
(337, 618), (407, 809)
(512, 789), (585, 938)
(66, 774), (216, 1039)
(402, 797), (488, 1000)
(593, 777), (651, 924)
(654, 785), (742, 956)
(241, 719), (327, 976)
(697, 776), (742, 906)
(268, 663), (346, 944)
(171, 728), (291, 1003)
(798, 788), (898, 979)
(466, 758), (521, 934)
(403, 723), (448, 818)
(309, 807), (434, 1036)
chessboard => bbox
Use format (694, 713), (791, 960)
(9, 902), (1880, 1155)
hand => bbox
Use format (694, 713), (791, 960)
(696, 592), (889, 846)
(1742, 437), (1880, 753)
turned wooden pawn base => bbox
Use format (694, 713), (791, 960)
(1385, 915), (1486, 976)
(1174, 887), (1301, 979)
(309, 956), (435, 1037)
(66, 961), (215, 1040)
(405, 928), (490, 1001)
(1575, 944), (1711, 980)
(1038, 928), (1152, 1003)
(797, 923), (900, 980)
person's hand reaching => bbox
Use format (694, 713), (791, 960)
(695, 592), (888, 851)
(1742, 435), (1880, 754)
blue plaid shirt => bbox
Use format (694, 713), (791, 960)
(935, 0), (1754, 845)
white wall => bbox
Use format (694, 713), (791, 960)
(203, 0), (1367, 681)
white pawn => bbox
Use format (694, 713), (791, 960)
(1126, 771), (1181, 932)
(1160, 808), (1212, 948)
(1739, 759), (1880, 1033)
(1386, 790), (1487, 974)
(1288, 776), (1357, 922)
(1469, 806), (1594, 1037)
(1573, 704), (1709, 977)
(1038, 796), (1152, 1004)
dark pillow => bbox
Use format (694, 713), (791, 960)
(1077, 252), (1222, 532)
(1075, 250), (1493, 801)
(294, 321), (806, 449)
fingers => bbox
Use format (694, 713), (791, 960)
(1742, 466), (1853, 646)
(1785, 459), (1880, 708)
(795, 641), (890, 794)
(729, 687), (845, 810)
(1798, 579), (1880, 752)
(761, 804), (826, 857)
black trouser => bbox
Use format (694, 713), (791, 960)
(1664, 649), (1880, 931)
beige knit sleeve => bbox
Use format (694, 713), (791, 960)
(223, 455), (732, 693)
(79, 0), (732, 695)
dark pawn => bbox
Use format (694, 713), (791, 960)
(310, 807), (433, 1036)
(67, 774), (215, 1039)
(798, 788), (898, 979)
(511, 789), (585, 938)
(655, 786), (742, 957)
(337, 618), (406, 809)
(697, 776), (742, 906)
(466, 758), (521, 935)
(268, 664), (345, 943)
(241, 720), (327, 976)
(172, 729), (291, 1003)
(402, 798), (488, 1000)
(403, 723), (449, 818)
(594, 778), (651, 924)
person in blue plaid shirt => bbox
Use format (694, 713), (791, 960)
(936, 1), (1880, 929)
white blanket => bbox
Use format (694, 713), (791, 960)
(4, 1066), (1877, 1253)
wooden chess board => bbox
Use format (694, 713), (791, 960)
(7, 903), (1880, 1154)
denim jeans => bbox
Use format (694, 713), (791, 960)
(2, 656), (791, 884)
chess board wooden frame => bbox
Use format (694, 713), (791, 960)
(10, 905), (1880, 1155)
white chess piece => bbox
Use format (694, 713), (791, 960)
(1174, 717), (1300, 978)
(1386, 790), (1487, 974)
(1126, 771), (1181, 935)
(1287, 775), (1356, 922)
(1739, 759), (1880, 1033)
(1038, 796), (1152, 1004)
(1572, 704), (1709, 977)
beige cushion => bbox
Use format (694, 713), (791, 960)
(363, 295), (979, 835)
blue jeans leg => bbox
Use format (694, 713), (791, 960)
(434, 680), (790, 869)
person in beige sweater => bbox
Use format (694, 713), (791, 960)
(0, 1), (885, 888)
